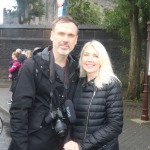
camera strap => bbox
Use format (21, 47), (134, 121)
(49, 50), (69, 112)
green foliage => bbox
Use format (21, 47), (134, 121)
(120, 46), (130, 55)
(66, 0), (103, 25)
(28, 0), (45, 17)
(9, 0), (45, 24)
(103, 0), (150, 99)
(4, 7), (18, 18)
(103, 1), (130, 41)
(103, 0), (150, 53)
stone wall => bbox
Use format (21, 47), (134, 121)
(0, 24), (129, 86)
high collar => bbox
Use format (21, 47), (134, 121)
(82, 77), (95, 87)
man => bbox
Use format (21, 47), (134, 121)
(8, 16), (79, 150)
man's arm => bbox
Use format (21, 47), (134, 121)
(9, 59), (36, 150)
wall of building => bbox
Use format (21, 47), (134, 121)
(0, 25), (129, 86)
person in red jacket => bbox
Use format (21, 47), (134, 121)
(8, 51), (22, 104)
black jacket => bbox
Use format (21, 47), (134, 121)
(9, 47), (79, 150)
(71, 78), (123, 150)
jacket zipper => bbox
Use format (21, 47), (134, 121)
(84, 88), (97, 139)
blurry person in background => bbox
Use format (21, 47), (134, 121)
(25, 50), (32, 59)
(8, 51), (22, 104)
(64, 40), (123, 150)
(8, 48), (22, 77)
(18, 50), (27, 63)
(15, 48), (22, 55)
(32, 47), (43, 55)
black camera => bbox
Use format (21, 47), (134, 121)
(45, 108), (67, 137)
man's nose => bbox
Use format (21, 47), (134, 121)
(63, 35), (68, 41)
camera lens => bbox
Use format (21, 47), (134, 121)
(55, 119), (67, 137)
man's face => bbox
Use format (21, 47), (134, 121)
(50, 22), (78, 56)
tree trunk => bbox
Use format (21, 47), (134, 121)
(127, 2), (141, 100)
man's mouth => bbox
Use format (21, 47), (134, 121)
(61, 45), (69, 49)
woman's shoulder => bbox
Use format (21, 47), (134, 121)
(111, 76), (121, 84)
(108, 79), (122, 95)
(13, 60), (21, 65)
(105, 76), (121, 90)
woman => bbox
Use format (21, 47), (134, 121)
(64, 40), (123, 150)
(9, 51), (22, 93)
(25, 50), (32, 59)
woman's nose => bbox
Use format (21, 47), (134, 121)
(87, 55), (93, 61)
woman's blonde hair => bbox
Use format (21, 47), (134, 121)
(15, 48), (22, 55)
(25, 50), (32, 58)
(12, 51), (20, 59)
(79, 40), (120, 88)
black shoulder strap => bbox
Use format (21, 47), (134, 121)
(0, 117), (3, 135)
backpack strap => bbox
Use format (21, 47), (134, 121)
(32, 55), (43, 92)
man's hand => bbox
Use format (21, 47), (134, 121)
(63, 140), (79, 150)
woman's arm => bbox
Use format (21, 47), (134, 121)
(9, 61), (21, 73)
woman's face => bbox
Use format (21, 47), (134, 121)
(82, 45), (100, 77)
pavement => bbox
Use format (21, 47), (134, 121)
(0, 80), (150, 150)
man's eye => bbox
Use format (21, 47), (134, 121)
(94, 55), (98, 58)
(58, 33), (64, 36)
(68, 34), (75, 38)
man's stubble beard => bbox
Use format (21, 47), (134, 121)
(57, 47), (73, 56)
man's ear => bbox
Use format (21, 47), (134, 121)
(50, 31), (53, 41)
(74, 35), (78, 45)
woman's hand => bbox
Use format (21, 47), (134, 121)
(63, 140), (79, 150)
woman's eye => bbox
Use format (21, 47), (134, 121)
(83, 52), (88, 56)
